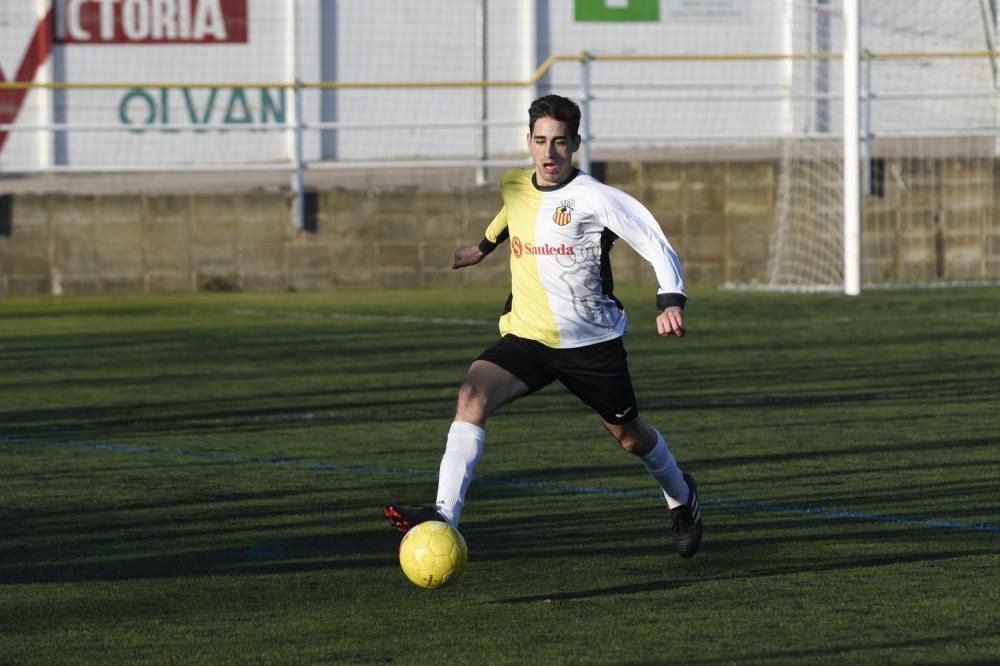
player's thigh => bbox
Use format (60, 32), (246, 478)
(471, 334), (556, 402)
(465, 359), (529, 404)
(457, 360), (532, 420)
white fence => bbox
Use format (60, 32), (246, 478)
(2, 1), (996, 170)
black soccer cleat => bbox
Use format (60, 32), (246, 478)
(383, 504), (444, 534)
(670, 472), (703, 559)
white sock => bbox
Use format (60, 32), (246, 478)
(435, 421), (485, 527)
(641, 430), (690, 509)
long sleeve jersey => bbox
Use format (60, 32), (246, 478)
(479, 168), (686, 349)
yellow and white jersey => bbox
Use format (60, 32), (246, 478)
(480, 168), (686, 349)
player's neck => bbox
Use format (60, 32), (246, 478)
(532, 168), (580, 191)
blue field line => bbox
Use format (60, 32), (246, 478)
(3, 434), (999, 535)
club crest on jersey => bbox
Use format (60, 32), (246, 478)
(552, 200), (575, 226)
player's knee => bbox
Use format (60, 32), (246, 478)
(609, 421), (654, 456)
(618, 432), (644, 455)
(455, 380), (488, 421)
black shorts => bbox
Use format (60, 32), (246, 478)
(477, 334), (639, 425)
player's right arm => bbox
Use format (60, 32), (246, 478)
(452, 207), (509, 269)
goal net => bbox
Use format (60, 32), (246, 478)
(762, 0), (1000, 291)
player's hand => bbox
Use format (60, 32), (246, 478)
(656, 306), (686, 337)
(453, 245), (485, 269)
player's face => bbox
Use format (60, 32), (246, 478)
(528, 117), (580, 187)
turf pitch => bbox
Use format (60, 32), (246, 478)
(1, 285), (998, 664)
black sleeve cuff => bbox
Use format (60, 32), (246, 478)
(656, 292), (687, 310)
(478, 228), (509, 255)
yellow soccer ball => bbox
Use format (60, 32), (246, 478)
(398, 521), (468, 589)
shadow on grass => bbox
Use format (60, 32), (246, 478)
(0, 524), (403, 586)
(682, 632), (993, 666)
(3, 469), (997, 599)
(487, 550), (970, 605)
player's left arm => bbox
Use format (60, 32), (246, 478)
(454, 207), (509, 269)
(599, 189), (688, 337)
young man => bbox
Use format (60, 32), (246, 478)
(384, 94), (702, 558)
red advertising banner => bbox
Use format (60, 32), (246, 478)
(54, 0), (248, 44)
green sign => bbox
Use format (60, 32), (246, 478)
(575, 0), (660, 22)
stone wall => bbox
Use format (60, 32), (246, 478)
(861, 158), (1000, 282)
(1, 157), (997, 295)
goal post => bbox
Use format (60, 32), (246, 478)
(843, 0), (861, 296)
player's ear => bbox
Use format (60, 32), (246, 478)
(571, 134), (582, 152)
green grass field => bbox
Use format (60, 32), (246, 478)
(2, 285), (998, 664)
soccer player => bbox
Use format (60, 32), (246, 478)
(385, 94), (702, 558)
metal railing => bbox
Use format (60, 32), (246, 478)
(3, 49), (999, 232)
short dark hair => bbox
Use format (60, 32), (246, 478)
(528, 95), (581, 138)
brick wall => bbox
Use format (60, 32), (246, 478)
(1, 157), (998, 295)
